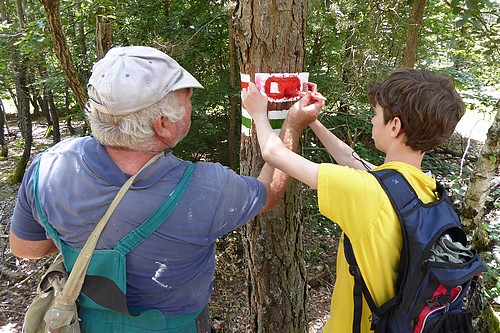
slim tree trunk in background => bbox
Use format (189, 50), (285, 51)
(41, 0), (87, 111)
(10, 0), (32, 183)
(36, 91), (52, 126)
(234, 1), (308, 332)
(0, 98), (7, 157)
(228, 6), (238, 171)
(12, 52), (32, 183)
(402, 0), (426, 68)
(47, 90), (61, 143)
(462, 104), (500, 247)
(96, 6), (113, 60)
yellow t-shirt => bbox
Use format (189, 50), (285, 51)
(318, 161), (437, 333)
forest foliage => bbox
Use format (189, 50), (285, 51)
(1, 0), (499, 323)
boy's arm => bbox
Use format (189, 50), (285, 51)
(244, 82), (323, 191)
(309, 120), (375, 170)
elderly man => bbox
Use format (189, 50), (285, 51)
(10, 46), (323, 332)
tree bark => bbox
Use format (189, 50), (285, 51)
(234, 1), (308, 332)
(96, 6), (113, 60)
(12, 49), (32, 183)
(0, 98), (7, 157)
(9, 0), (32, 183)
(0, 0), (8, 160)
(47, 90), (61, 143)
(462, 103), (500, 248)
(402, 0), (426, 68)
(0, 0), (7, 21)
(228, 6), (238, 171)
(41, 0), (87, 111)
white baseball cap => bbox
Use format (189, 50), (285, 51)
(87, 46), (203, 115)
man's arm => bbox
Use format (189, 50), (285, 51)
(309, 120), (375, 170)
(256, 117), (305, 212)
(243, 82), (324, 195)
(9, 229), (59, 259)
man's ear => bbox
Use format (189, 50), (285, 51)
(153, 115), (176, 141)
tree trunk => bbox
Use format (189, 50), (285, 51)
(41, 0), (87, 111)
(47, 90), (61, 143)
(96, 6), (113, 60)
(234, 1), (308, 332)
(460, 103), (500, 332)
(12, 50), (32, 183)
(0, 0), (6, 21)
(9, 0), (32, 183)
(462, 103), (500, 248)
(0, 98), (7, 158)
(402, 0), (426, 68)
(228, 6), (238, 171)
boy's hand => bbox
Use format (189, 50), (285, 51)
(288, 87), (326, 130)
(242, 82), (268, 121)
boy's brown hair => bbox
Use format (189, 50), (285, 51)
(368, 68), (465, 152)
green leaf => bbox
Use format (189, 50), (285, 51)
(456, 18), (468, 27)
(489, 156), (497, 164)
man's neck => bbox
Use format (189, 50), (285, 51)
(104, 146), (162, 175)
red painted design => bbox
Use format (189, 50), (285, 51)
(264, 76), (301, 100)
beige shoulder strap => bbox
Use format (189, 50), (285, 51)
(57, 152), (163, 306)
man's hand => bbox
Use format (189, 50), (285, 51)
(241, 82), (268, 122)
(288, 89), (326, 131)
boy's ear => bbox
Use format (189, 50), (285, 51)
(389, 117), (404, 138)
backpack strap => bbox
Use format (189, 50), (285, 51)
(371, 169), (418, 213)
(344, 235), (377, 333)
(371, 169), (421, 294)
(114, 163), (196, 254)
(344, 168), (421, 331)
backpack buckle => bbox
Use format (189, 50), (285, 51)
(348, 265), (360, 277)
(426, 295), (447, 310)
(369, 313), (380, 325)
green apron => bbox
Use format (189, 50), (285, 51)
(34, 162), (207, 332)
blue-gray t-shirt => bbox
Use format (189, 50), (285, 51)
(11, 136), (267, 315)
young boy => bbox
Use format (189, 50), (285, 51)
(242, 68), (465, 332)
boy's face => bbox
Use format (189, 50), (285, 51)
(371, 104), (389, 153)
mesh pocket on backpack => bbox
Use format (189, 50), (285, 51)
(422, 310), (472, 333)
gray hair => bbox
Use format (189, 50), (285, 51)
(85, 91), (185, 151)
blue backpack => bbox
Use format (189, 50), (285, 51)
(344, 169), (486, 333)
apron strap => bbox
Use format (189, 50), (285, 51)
(114, 163), (196, 254)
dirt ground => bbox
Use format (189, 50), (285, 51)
(0, 118), (336, 332)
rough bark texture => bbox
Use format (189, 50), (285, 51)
(10, 0), (32, 183)
(233, 1), (308, 332)
(0, 0), (7, 159)
(96, 6), (113, 60)
(0, 98), (7, 157)
(402, 0), (426, 68)
(228, 7), (238, 171)
(41, 0), (87, 111)
(462, 105), (500, 245)
(12, 50), (32, 183)
(461, 104), (500, 332)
